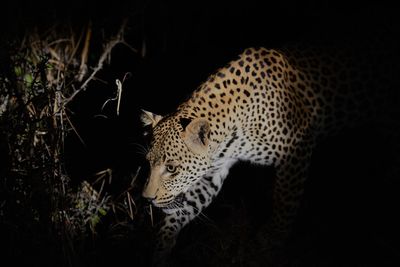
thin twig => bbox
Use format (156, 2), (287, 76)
(149, 205), (154, 227)
(77, 22), (92, 82)
(126, 191), (134, 220)
(130, 166), (141, 187)
(93, 168), (113, 185)
(100, 72), (131, 115)
(64, 111), (86, 146)
(121, 40), (138, 54)
(116, 79), (122, 115)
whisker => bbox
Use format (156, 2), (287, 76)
(170, 199), (184, 210)
(166, 194), (215, 226)
(191, 205), (216, 227)
(130, 142), (149, 156)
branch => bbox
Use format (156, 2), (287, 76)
(79, 20), (126, 91)
(64, 20), (129, 104)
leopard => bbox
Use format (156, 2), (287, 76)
(140, 44), (400, 265)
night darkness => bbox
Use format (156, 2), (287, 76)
(1, 0), (400, 266)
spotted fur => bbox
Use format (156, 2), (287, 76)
(141, 46), (399, 264)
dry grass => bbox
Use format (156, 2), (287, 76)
(0, 20), (145, 266)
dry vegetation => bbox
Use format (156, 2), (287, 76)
(0, 20), (151, 266)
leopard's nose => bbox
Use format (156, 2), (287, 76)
(143, 195), (156, 203)
(142, 189), (157, 202)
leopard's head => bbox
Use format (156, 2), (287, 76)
(141, 110), (211, 212)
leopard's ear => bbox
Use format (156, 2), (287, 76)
(180, 118), (210, 154)
(141, 110), (163, 128)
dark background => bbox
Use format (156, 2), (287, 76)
(1, 0), (400, 266)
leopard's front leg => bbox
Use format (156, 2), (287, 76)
(151, 210), (189, 267)
(258, 137), (314, 253)
(151, 160), (235, 266)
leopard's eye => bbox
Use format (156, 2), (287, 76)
(166, 164), (177, 173)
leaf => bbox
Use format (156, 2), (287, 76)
(14, 66), (23, 77)
(98, 208), (107, 216)
(24, 73), (33, 86)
